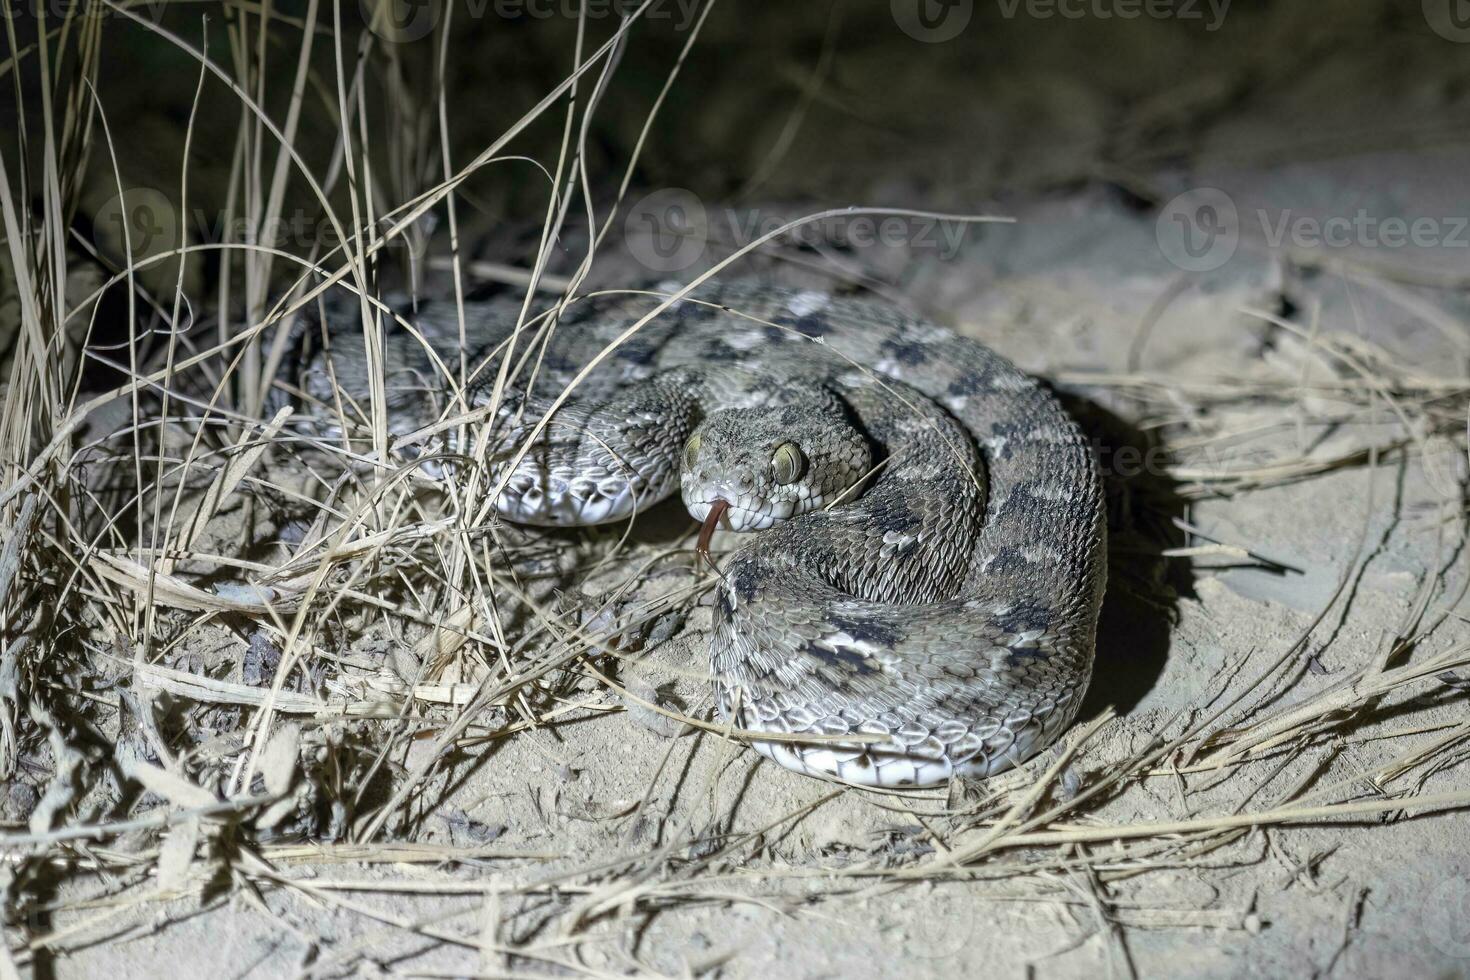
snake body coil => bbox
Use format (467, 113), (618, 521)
(294, 282), (1107, 788)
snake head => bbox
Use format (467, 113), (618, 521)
(680, 403), (871, 537)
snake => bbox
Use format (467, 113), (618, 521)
(286, 280), (1107, 788)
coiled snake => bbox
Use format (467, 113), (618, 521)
(291, 281), (1106, 788)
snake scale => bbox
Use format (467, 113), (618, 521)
(288, 280), (1107, 788)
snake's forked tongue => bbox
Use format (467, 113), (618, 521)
(696, 498), (730, 569)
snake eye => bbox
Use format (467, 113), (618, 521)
(770, 442), (805, 485)
(684, 432), (701, 469)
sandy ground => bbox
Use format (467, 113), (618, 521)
(5, 2), (1470, 977)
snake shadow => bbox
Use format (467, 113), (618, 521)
(1053, 388), (1190, 720)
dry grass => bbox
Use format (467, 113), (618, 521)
(1, 2), (1469, 976)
